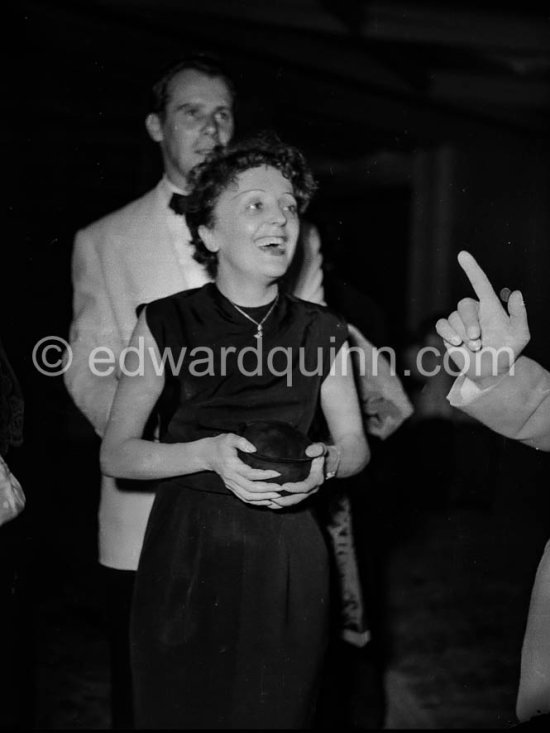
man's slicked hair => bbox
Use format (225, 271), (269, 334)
(149, 53), (236, 119)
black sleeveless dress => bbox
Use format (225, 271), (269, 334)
(130, 283), (347, 729)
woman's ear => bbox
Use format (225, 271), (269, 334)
(199, 225), (219, 253)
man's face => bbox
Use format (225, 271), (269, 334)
(147, 69), (234, 189)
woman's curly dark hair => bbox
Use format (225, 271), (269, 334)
(185, 132), (317, 278)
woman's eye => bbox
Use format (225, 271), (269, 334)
(247, 200), (263, 211)
(283, 202), (298, 214)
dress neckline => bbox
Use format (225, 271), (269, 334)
(208, 282), (280, 318)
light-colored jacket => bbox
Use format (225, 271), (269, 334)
(448, 356), (550, 452)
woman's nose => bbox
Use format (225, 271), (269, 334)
(271, 205), (287, 224)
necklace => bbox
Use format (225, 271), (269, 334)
(225, 293), (279, 341)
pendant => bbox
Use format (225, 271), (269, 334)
(255, 326), (263, 340)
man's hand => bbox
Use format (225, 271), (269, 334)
(435, 251), (530, 386)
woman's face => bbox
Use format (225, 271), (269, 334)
(200, 165), (300, 283)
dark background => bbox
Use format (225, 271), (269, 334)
(3, 0), (550, 728)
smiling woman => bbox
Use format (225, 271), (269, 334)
(199, 165), (300, 291)
(100, 133), (369, 729)
(186, 132), (317, 284)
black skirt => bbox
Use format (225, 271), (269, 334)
(131, 481), (329, 729)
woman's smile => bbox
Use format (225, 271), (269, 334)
(256, 235), (288, 256)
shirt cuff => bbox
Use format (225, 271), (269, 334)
(447, 374), (504, 406)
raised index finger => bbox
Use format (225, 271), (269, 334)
(457, 250), (501, 306)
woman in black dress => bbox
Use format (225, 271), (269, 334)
(101, 135), (369, 729)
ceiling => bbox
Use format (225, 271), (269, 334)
(19, 0), (550, 185)
(72, 0), (550, 151)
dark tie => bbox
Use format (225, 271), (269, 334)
(169, 192), (190, 216)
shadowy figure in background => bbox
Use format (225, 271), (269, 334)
(314, 248), (413, 730)
(402, 316), (456, 508)
(0, 336), (31, 730)
(402, 315), (500, 513)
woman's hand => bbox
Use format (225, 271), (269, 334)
(269, 443), (326, 509)
(205, 433), (283, 506)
